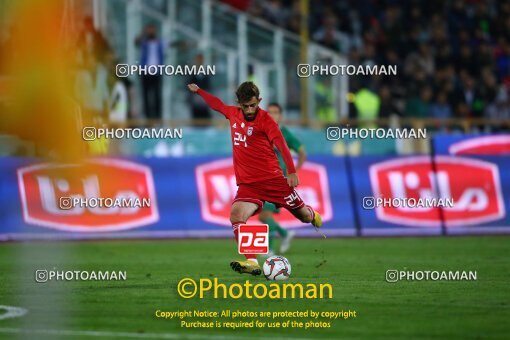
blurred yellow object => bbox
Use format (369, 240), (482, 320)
(348, 140), (361, 155)
(332, 140), (362, 156)
(315, 82), (336, 123)
(332, 141), (346, 155)
(87, 136), (110, 155)
(346, 92), (355, 103)
(2, 0), (85, 161)
(353, 89), (380, 129)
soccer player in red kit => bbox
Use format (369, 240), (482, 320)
(187, 82), (322, 276)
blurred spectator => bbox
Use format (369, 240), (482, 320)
(453, 73), (484, 118)
(353, 87), (380, 127)
(430, 92), (453, 119)
(247, 0), (265, 18)
(74, 52), (109, 120)
(312, 11), (360, 54)
(315, 79), (335, 123)
(285, 0), (301, 34)
(484, 84), (510, 120)
(261, 0), (285, 26)
(404, 43), (435, 78)
(456, 44), (477, 76)
(105, 52), (134, 124)
(495, 38), (510, 81)
(76, 16), (109, 64)
(108, 76), (131, 124)
(380, 5), (404, 51)
(378, 86), (400, 118)
(136, 24), (165, 120)
(405, 86), (432, 118)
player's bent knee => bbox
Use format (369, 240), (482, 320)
(230, 213), (245, 224)
(230, 208), (249, 224)
(230, 201), (259, 224)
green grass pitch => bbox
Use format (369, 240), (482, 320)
(0, 236), (508, 339)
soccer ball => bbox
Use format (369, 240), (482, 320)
(263, 256), (291, 281)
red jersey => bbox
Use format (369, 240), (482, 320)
(197, 89), (296, 185)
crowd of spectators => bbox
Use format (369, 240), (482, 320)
(4, 1), (510, 129)
(238, 0), (510, 126)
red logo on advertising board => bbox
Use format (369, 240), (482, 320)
(195, 159), (332, 227)
(238, 224), (269, 254)
(17, 159), (159, 231)
(369, 156), (505, 227)
(449, 135), (510, 155)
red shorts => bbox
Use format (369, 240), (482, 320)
(233, 176), (305, 214)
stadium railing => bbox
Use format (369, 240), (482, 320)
(99, 0), (348, 123)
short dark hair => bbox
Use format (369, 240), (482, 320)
(236, 82), (260, 103)
(267, 102), (282, 113)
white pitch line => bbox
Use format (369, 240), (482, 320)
(0, 306), (28, 320)
(0, 328), (314, 339)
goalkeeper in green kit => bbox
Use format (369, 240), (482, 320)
(261, 102), (307, 256)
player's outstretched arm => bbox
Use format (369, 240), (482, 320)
(296, 146), (307, 171)
(266, 117), (299, 187)
(187, 83), (230, 118)
(273, 136), (299, 187)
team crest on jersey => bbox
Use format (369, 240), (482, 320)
(247, 127), (253, 136)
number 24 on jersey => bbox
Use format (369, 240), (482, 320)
(234, 132), (247, 147)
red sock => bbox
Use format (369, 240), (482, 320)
(232, 221), (257, 261)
